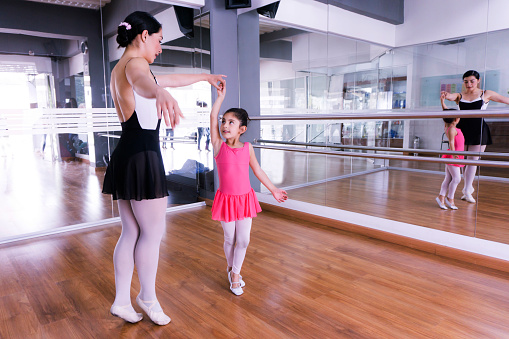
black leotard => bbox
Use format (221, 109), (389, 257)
(457, 92), (492, 146)
(102, 71), (168, 201)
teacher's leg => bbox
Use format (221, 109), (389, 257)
(462, 145), (486, 200)
(110, 199), (143, 322)
(131, 198), (167, 312)
(113, 199), (140, 307)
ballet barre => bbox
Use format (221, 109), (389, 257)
(248, 109), (509, 121)
(251, 144), (509, 168)
(254, 139), (509, 160)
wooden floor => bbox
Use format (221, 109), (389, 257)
(288, 169), (509, 244)
(2, 206), (509, 338)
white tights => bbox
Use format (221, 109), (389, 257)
(463, 145), (486, 195)
(113, 198), (167, 309)
(440, 165), (462, 199)
(221, 218), (252, 275)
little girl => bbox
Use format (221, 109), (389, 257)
(210, 82), (287, 296)
(436, 117), (465, 210)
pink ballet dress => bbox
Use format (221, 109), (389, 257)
(441, 126), (465, 168)
(211, 142), (262, 222)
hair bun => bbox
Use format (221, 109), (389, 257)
(116, 11), (162, 48)
(116, 27), (130, 48)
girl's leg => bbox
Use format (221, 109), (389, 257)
(130, 197), (167, 313)
(113, 199), (140, 308)
(439, 167), (453, 201)
(463, 145), (486, 195)
(446, 165), (462, 203)
(221, 220), (236, 269)
(231, 218), (252, 275)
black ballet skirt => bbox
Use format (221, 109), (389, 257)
(102, 111), (168, 200)
(457, 93), (492, 146)
(456, 118), (492, 146)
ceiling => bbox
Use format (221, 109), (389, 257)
(194, 14), (286, 36)
(23, 1), (287, 36)
(25, 0), (111, 10)
(23, 0), (287, 34)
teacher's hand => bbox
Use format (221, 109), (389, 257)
(208, 74), (227, 90)
(156, 88), (184, 129)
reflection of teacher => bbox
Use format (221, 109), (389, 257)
(441, 70), (509, 203)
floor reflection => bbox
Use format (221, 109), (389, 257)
(0, 137), (213, 239)
(287, 168), (508, 242)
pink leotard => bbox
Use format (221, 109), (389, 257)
(211, 142), (262, 222)
(441, 126), (465, 168)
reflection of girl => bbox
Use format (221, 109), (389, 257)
(441, 70), (509, 203)
(436, 117), (464, 210)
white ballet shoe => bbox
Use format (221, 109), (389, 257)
(110, 304), (143, 323)
(436, 197), (448, 210)
(461, 194), (476, 203)
(227, 267), (245, 288)
(444, 199), (458, 210)
(228, 271), (244, 296)
(461, 189), (476, 203)
(136, 295), (171, 325)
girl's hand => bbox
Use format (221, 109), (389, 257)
(217, 81), (226, 99)
(156, 88), (184, 129)
(208, 74), (227, 90)
(271, 188), (288, 203)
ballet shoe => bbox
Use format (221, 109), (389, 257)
(444, 199), (458, 210)
(136, 295), (171, 325)
(461, 189), (476, 203)
(110, 304), (143, 323)
(461, 194), (476, 203)
(436, 197), (448, 210)
(228, 271), (244, 296)
(227, 267), (245, 288)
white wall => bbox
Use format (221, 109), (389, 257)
(148, 0), (204, 8)
(397, 0), (509, 47)
(327, 4), (395, 47)
(291, 33), (375, 72)
(260, 60), (295, 82)
(268, 0), (396, 47)
(0, 55), (52, 74)
(271, 0), (328, 33)
(69, 53), (84, 76)
(272, 0), (509, 49)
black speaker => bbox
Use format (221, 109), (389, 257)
(257, 1), (280, 18)
(174, 6), (194, 39)
(226, 0), (251, 9)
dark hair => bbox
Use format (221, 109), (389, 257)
(65, 97), (77, 108)
(224, 108), (249, 128)
(117, 11), (162, 48)
(463, 70), (480, 80)
(443, 117), (457, 123)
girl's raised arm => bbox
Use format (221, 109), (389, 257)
(441, 91), (461, 104)
(248, 143), (288, 203)
(210, 83), (226, 156)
